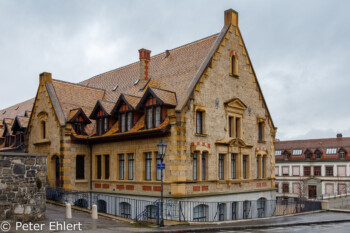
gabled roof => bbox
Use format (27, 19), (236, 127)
(0, 98), (34, 121)
(89, 100), (115, 119)
(67, 108), (91, 124)
(80, 34), (218, 104)
(275, 137), (350, 150)
(12, 116), (29, 131)
(136, 86), (177, 109)
(111, 94), (141, 115)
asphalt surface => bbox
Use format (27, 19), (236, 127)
(4, 203), (350, 232)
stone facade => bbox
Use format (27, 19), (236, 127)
(26, 9), (277, 221)
(0, 152), (47, 221)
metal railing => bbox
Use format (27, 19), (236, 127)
(46, 187), (322, 222)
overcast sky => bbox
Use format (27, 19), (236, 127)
(0, 0), (349, 140)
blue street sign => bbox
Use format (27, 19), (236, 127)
(157, 163), (165, 170)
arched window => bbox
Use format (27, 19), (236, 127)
(230, 52), (238, 77)
(314, 149), (322, 160)
(257, 198), (266, 218)
(120, 202), (131, 218)
(193, 204), (208, 222)
(41, 121), (46, 139)
(338, 148), (347, 159)
(305, 149), (312, 160)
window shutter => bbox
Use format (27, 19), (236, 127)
(325, 184), (334, 195)
(338, 166), (346, 176)
(292, 166), (300, 176)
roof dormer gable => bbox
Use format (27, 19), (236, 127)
(136, 86), (177, 110)
(111, 94), (141, 115)
(11, 116), (29, 132)
(89, 100), (115, 119)
(67, 108), (91, 124)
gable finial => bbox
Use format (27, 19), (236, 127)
(224, 9), (238, 27)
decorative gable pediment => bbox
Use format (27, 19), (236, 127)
(225, 98), (247, 110)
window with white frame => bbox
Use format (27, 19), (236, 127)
(275, 150), (282, 156)
(326, 148), (337, 154)
(275, 166), (279, 176)
(282, 166), (289, 176)
(292, 166), (300, 176)
(338, 166), (346, 177)
(292, 149), (302, 155)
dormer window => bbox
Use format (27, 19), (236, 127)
(73, 123), (85, 135)
(96, 117), (109, 135)
(118, 103), (133, 133)
(338, 148), (347, 159)
(145, 96), (162, 129)
(315, 149), (322, 160)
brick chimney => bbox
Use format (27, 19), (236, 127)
(139, 49), (151, 80)
(224, 9), (238, 27)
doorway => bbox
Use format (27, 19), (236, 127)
(308, 185), (317, 199)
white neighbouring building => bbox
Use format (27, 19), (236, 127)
(275, 134), (350, 200)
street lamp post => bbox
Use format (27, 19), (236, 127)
(157, 139), (167, 227)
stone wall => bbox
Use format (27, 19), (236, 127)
(0, 152), (47, 221)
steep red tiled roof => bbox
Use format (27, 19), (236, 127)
(150, 87), (177, 106)
(275, 137), (350, 161)
(99, 100), (115, 115)
(51, 80), (105, 119)
(80, 34), (218, 104)
(124, 95), (141, 109)
(0, 98), (34, 120)
(275, 137), (350, 150)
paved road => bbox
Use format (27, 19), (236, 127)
(221, 222), (350, 233)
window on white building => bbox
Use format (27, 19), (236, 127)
(338, 166), (346, 177)
(292, 166), (300, 176)
(326, 148), (337, 154)
(282, 166), (289, 176)
(292, 149), (302, 155)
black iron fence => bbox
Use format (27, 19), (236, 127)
(46, 187), (322, 222)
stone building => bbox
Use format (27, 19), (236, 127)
(275, 134), (350, 200)
(1, 9), (277, 221)
(0, 99), (33, 151)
